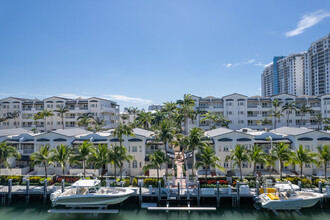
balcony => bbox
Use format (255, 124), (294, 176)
(22, 149), (34, 154)
(261, 105), (272, 108)
(66, 116), (76, 119)
(22, 108), (32, 111)
(247, 115), (258, 117)
(247, 105), (258, 108)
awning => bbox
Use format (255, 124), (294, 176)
(218, 138), (233, 142)
(110, 138), (119, 142)
(93, 139), (108, 144)
(53, 138), (67, 142)
(318, 137), (330, 141)
(72, 139), (90, 144)
(18, 155), (31, 161)
(254, 139), (292, 144)
(297, 137), (313, 141)
(237, 138), (252, 142)
(128, 138), (143, 142)
(36, 138), (50, 142)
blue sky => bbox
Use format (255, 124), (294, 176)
(0, 1), (330, 109)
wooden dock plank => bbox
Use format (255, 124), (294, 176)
(148, 207), (216, 211)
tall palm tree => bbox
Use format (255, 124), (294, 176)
(156, 120), (175, 178)
(290, 145), (317, 177)
(297, 104), (312, 127)
(51, 144), (72, 177)
(270, 142), (293, 180)
(113, 123), (135, 148)
(113, 145), (134, 180)
(120, 114), (129, 124)
(54, 106), (69, 129)
(0, 142), (21, 175)
(143, 150), (168, 183)
(282, 102), (296, 127)
(151, 110), (165, 128)
(108, 146), (118, 179)
(226, 144), (249, 181)
(30, 145), (54, 178)
(39, 109), (54, 131)
(272, 99), (283, 111)
(77, 112), (94, 129)
(184, 127), (207, 176)
(70, 141), (92, 178)
(316, 145), (330, 179)
(176, 94), (196, 135)
(6, 111), (20, 128)
(201, 112), (217, 128)
(88, 144), (109, 178)
(269, 109), (283, 130)
(162, 101), (177, 119)
(312, 113), (325, 130)
(195, 145), (224, 180)
(32, 112), (43, 130)
(248, 144), (267, 176)
(135, 111), (153, 130)
(264, 154), (277, 177)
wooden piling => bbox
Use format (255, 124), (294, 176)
(43, 179), (47, 203)
(61, 179), (65, 193)
(216, 181), (220, 207)
(8, 179), (12, 203)
(26, 179), (30, 201)
(197, 181), (200, 207)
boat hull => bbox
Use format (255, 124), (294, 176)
(260, 192), (323, 210)
(53, 194), (132, 206)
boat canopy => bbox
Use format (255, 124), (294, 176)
(72, 179), (100, 187)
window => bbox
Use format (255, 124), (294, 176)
(132, 160), (137, 168)
(224, 162), (229, 168)
(242, 162), (249, 168)
(224, 146), (229, 152)
(305, 145), (310, 151)
(132, 146), (137, 152)
(139, 162), (142, 168)
(305, 163), (311, 168)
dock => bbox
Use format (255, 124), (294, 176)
(148, 206), (216, 211)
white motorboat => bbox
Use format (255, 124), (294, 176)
(50, 179), (134, 207)
(258, 183), (323, 210)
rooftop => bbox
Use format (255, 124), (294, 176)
(0, 128), (31, 137)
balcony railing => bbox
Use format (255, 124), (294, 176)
(22, 149), (34, 154)
(22, 108), (32, 111)
(247, 105), (258, 108)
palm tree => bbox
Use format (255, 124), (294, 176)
(226, 144), (249, 181)
(0, 142), (21, 175)
(135, 111), (153, 129)
(297, 104), (312, 127)
(120, 114), (129, 124)
(316, 145), (330, 179)
(151, 110), (165, 128)
(127, 107), (139, 121)
(201, 112), (217, 128)
(282, 102), (296, 126)
(6, 111), (20, 128)
(257, 117), (272, 127)
(32, 112), (43, 130)
(248, 144), (267, 176)
(77, 112), (94, 129)
(39, 109), (54, 131)
(272, 99), (283, 111)
(88, 117), (105, 132)
(312, 113), (325, 130)
(290, 145), (317, 177)
(143, 150), (168, 183)
(108, 146), (117, 179)
(70, 141), (92, 178)
(30, 145), (54, 178)
(270, 142), (293, 180)
(195, 145), (224, 180)
(156, 120), (175, 178)
(176, 94), (196, 135)
(162, 101), (177, 118)
(88, 144), (109, 178)
(51, 144), (72, 177)
(54, 106), (69, 129)
(269, 109), (283, 130)
(113, 145), (134, 180)
(264, 154), (277, 177)
(113, 124), (135, 148)
(184, 127), (207, 176)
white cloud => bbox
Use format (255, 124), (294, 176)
(223, 63), (232, 68)
(103, 94), (152, 105)
(224, 59), (268, 68)
(285, 10), (330, 37)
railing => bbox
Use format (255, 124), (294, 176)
(66, 116), (75, 119)
(23, 149), (34, 154)
(22, 125), (32, 128)
(66, 124), (75, 127)
(22, 108), (32, 111)
(247, 115), (258, 117)
(247, 105), (258, 108)
(79, 107), (88, 110)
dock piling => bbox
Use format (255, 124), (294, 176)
(298, 181), (301, 191)
(43, 179), (47, 203)
(8, 179), (12, 203)
(158, 181), (161, 202)
(237, 181), (240, 208)
(256, 180), (259, 196)
(177, 181), (180, 200)
(216, 181), (220, 207)
(318, 181), (323, 208)
(197, 181), (200, 207)
(26, 179), (30, 202)
(138, 180), (142, 206)
(61, 179), (65, 193)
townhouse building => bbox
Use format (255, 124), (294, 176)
(0, 96), (120, 132)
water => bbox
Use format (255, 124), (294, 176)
(0, 197), (329, 220)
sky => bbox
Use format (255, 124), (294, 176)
(0, 0), (330, 109)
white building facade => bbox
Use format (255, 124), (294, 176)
(0, 96), (120, 132)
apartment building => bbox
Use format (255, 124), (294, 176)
(262, 53), (305, 97)
(305, 33), (330, 96)
(262, 33), (330, 97)
(189, 93), (330, 131)
(0, 96), (120, 131)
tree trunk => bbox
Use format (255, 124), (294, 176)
(205, 166), (208, 181)
(300, 115), (303, 127)
(44, 164), (48, 179)
(253, 163), (256, 177)
(274, 118), (277, 130)
(44, 118), (46, 131)
(62, 116), (65, 129)
(120, 164), (123, 180)
(83, 160), (86, 178)
(157, 167), (159, 184)
(239, 163), (243, 181)
(192, 149), (195, 176)
(184, 117), (188, 135)
(279, 160), (282, 180)
(62, 166), (65, 178)
(300, 165), (303, 178)
(325, 162), (327, 180)
(165, 140), (168, 178)
(114, 164), (117, 180)
(287, 113), (290, 127)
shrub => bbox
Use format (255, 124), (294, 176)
(144, 178), (164, 187)
(124, 178), (130, 187)
(132, 178), (138, 186)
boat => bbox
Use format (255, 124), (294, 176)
(258, 182), (323, 211)
(50, 179), (134, 207)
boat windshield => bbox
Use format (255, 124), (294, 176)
(88, 186), (101, 194)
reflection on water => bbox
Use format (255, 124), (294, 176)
(0, 197), (329, 220)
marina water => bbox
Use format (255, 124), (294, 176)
(0, 197), (329, 220)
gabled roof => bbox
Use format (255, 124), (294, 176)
(205, 127), (233, 137)
(0, 128), (31, 137)
(0, 97), (35, 102)
(88, 97), (116, 104)
(50, 128), (91, 137)
(43, 96), (72, 101)
(222, 93), (248, 98)
(272, 127), (314, 136)
(133, 128), (154, 138)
